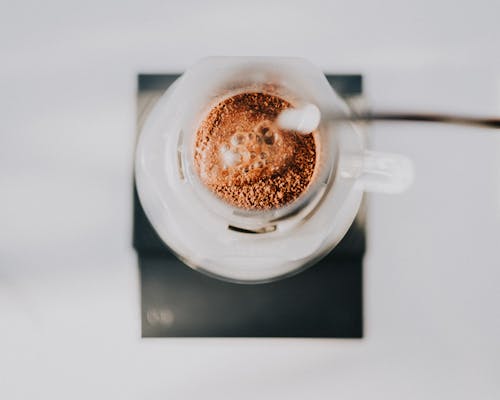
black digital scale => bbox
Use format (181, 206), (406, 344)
(134, 74), (365, 338)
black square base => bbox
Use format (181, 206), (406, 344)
(135, 74), (365, 338)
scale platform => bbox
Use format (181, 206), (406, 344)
(134, 74), (365, 338)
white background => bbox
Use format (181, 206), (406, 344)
(1, 1), (499, 399)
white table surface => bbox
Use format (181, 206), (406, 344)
(1, 1), (499, 399)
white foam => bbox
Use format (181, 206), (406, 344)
(220, 148), (241, 168)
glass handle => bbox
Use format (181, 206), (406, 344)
(355, 150), (414, 194)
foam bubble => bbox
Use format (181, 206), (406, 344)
(220, 148), (241, 168)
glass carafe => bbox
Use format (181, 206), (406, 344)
(135, 57), (412, 282)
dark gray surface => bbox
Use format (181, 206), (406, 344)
(135, 74), (365, 338)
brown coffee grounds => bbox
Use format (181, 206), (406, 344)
(194, 92), (317, 210)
